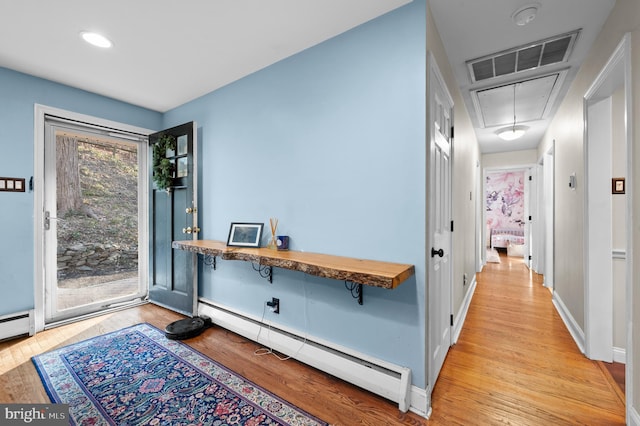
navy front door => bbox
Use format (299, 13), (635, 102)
(148, 122), (198, 316)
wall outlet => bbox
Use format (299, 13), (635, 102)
(267, 297), (280, 314)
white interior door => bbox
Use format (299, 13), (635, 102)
(428, 53), (453, 391)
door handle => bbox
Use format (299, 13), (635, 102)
(182, 227), (192, 234)
(431, 248), (444, 258)
(185, 207), (197, 214)
(44, 211), (61, 230)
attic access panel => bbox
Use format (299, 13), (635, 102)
(474, 73), (561, 128)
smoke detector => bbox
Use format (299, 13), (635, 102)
(512, 4), (540, 26)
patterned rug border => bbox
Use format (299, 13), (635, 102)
(32, 323), (327, 426)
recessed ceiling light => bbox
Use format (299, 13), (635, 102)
(80, 31), (113, 48)
(512, 4), (539, 26)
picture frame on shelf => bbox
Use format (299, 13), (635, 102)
(226, 222), (264, 247)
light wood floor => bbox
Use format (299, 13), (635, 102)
(0, 253), (626, 425)
(429, 252), (626, 425)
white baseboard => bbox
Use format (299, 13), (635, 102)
(552, 292), (586, 354)
(613, 346), (626, 364)
(198, 298), (428, 416)
(409, 386), (430, 418)
(629, 406), (640, 426)
(452, 275), (476, 344)
(552, 293), (626, 364)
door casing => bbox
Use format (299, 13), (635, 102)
(582, 33), (632, 420)
(427, 52), (453, 396)
(33, 104), (153, 331)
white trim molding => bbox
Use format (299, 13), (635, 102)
(552, 291), (585, 354)
(630, 406), (640, 426)
(197, 298), (428, 417)
(33, 104), (153, 332)
(452, 274), (477, 344)
(613, 347), (626, 364)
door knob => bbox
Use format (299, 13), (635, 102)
(431, 248), (444, 258)
(185, 207), (197, 214)
(182, 227), (192, 234)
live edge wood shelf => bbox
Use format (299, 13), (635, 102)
(172, 240), (415, 304)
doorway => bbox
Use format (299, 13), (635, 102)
(43, 119), (148, 323)
(34, 105), (152, 330)
(583, 34), (631, 408)
(484, 168), (528, 264)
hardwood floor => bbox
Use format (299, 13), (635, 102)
(0, 306), (425, 425)
(0, 252), (626, 425)
(429, 252), (626, 425)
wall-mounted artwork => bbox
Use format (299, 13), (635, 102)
(486, 170), (525, 230)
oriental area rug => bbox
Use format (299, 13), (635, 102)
(32, 323), (327, 426)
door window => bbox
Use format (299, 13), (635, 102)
(44, 118), (148, 323)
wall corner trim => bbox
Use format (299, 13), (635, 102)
(552, 291), (586, 354)
(452, 275), (477, 343)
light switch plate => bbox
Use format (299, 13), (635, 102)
(0, 177), (26, 192)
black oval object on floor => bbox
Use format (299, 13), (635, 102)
(164, 316), (212, 340)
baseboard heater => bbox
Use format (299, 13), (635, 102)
(198, 299), (412, 412)
(0, 310), (35, 341)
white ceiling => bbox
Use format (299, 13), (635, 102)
(0, 1), (617, 154)
(0, 0), (410, 112)
(429, 0), (616, 153)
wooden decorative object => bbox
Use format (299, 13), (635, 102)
(267, 218), (278, 250)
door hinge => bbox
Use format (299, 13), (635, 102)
(450, 314), (454, 326)
(451, 126), (454, 138)
(529, 215), (532, 221)
(529, 255), (532, 260)
(451, 220), (454, 232)
(529, 175), (532, 181)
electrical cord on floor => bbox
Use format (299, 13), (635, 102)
(254, 279), (309, 361)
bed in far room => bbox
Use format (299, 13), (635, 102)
(490, 228), (525, 256)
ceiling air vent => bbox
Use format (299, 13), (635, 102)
(467, 30), (580, 83)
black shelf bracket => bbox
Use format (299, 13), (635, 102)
(252, 262), (273, 283)
(200, 254), (217, 270)
(345, 281), (363, 305)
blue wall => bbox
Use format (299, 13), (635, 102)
(0, 0), (427, 388)
(164, 1), (427, 387)
(0, 67), (162, 315)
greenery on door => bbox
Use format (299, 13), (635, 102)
(152, 134), (177, 191)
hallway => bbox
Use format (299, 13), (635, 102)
(429, 252), (626, 425)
